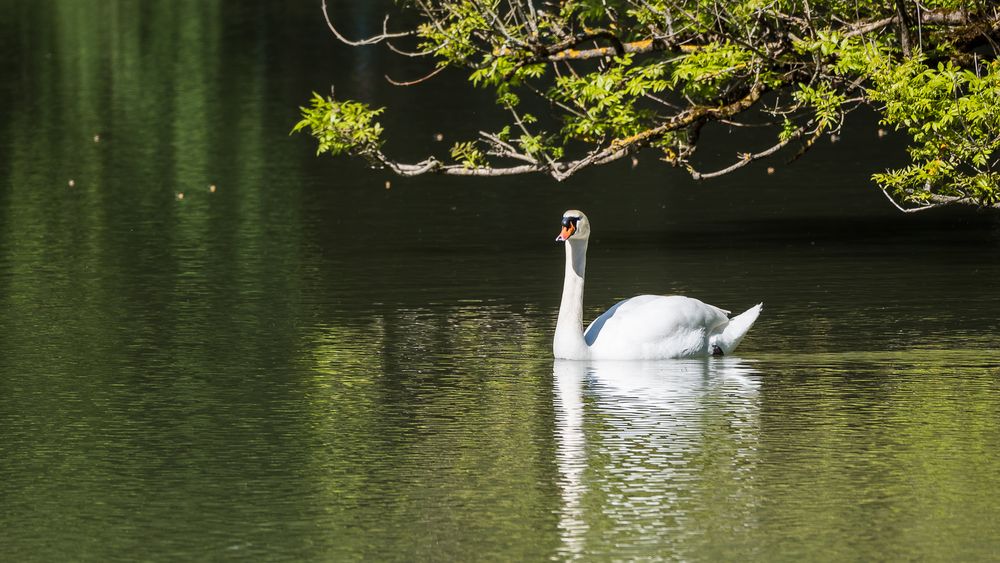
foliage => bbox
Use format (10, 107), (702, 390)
(297, 0), (1000, 210)
(870, 56), (1000, 207)
(292, 93), (384, 159)
(450, 141), (487, 168)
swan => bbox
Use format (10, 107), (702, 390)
(553, 210), (762, 360)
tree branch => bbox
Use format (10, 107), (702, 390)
(385, 65), (446, 86)
(301, 1), (1000, 212)
(608, 81), (768, 153)
(843, 9), (973, 39)
(380, 155), (546, 177)
(895, 0), (915, 58)
(690, 127), (804, 180)
(479, 131), (538, 164)
(321, 0), (412, 46)
(549, 82), (770, 181)
(543, 39), (702, 61)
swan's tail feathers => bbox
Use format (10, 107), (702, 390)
(712, 303), (762, 355)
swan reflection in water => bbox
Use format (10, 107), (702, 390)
(553, 358), (762, 558)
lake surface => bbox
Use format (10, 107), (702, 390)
(2, 1), (999, 560)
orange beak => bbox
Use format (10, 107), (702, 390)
(556, 224), (575, 241)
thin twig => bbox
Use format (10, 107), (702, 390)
(321, 1), (411, 46)
(690, 127), (803, 179)
(385, 65), (446, 86)
(479, 131), (538, 164)
(879, 188), (941, 212)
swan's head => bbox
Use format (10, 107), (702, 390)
(556, 210), (590, 241)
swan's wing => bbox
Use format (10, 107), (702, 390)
(584, 295), (730, 347)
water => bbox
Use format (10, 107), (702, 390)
(1, 1), (999, 560)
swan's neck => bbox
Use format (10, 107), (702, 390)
(554, 239), (589, 359)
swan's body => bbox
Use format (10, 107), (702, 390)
(553, 210), (762, 360)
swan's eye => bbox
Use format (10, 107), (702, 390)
(557, 216), (580, 241)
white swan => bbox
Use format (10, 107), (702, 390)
(553, 210), (762, 360)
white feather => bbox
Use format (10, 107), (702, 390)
(553, 210), (762, 360)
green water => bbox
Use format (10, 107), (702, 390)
(2, 1), (999, 560)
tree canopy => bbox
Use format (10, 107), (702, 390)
(294, 1), (1000, 211)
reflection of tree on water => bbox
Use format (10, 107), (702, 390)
(553, 359), (761, 559)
